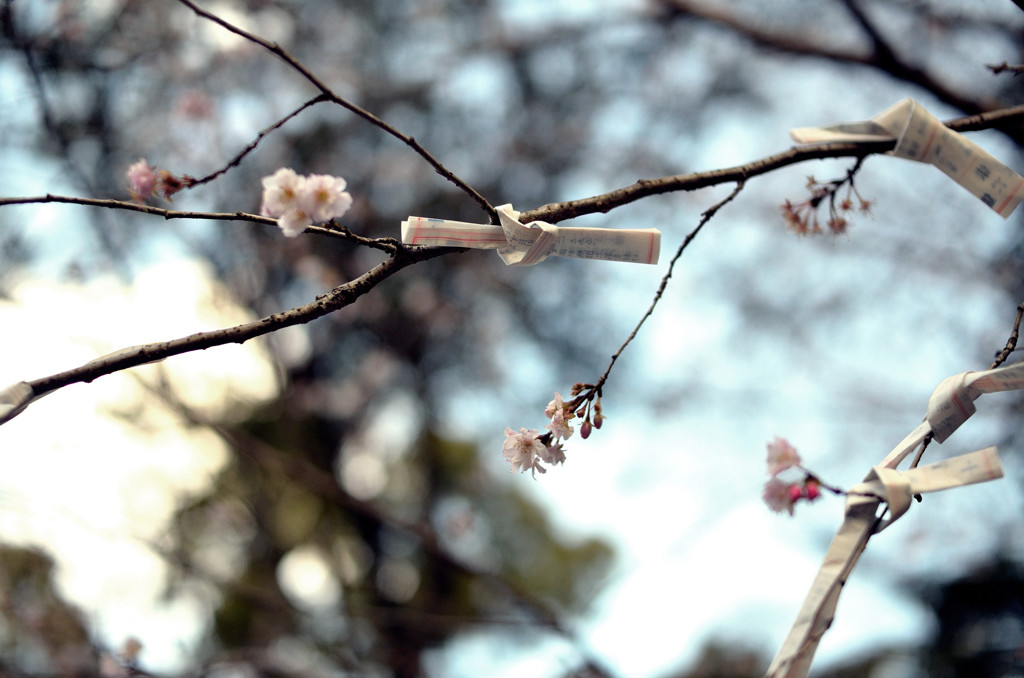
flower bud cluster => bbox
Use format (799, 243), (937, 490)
(761, 436), (825, 516)
(125, 158), (193, 201)
(781, 174), (873, 236)
(502, 385), (605, 477)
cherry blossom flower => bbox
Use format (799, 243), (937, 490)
(763, 478), (798, 516)
(544, 392), (575, 440)
(544, 392), (566, 418)
(261, 168), (353, 238)
(540, 441), (566, 467)
(547, 409), (574, 440)
(277, 207), (314, 238)
(592, 398), (604, 429)
(126, 159), (158, 200)
(300, 173), (353, 223)
(261, 168), (305, 217)
(781, 170), (873, 236)
(766, 436), (802, 477)
(502, 427), (548, 477)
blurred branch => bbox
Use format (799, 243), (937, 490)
(659, 0), (1007, 121)
(988, 61), (1024, 76)
(174, 0), (497, 221)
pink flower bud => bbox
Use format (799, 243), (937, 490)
(580, 420), (592, 439)
(126, 159), (157, 200)
(804, 479), (821, 501)
(787, 484), (803, 503)
(592, 413), (604, 429)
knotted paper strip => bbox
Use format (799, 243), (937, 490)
(765, 448), (1003, 678)
(766, 358), (1024, 678)
(925, 359), (1024, 442)
(790, 98), (1024, 218)
(401, 204), (661, 266)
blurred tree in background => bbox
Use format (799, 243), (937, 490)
(3, 1), (1024, 677)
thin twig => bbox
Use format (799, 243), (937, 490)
(989, 300), (1024, 369)
(187, 94), (330, 188)
(660, 0), (1002, 119)
(987, 61), (1024, 76)
(591, 182), (745, 395)
(174, 0), (496, 220)
(0, 194), (398, 250)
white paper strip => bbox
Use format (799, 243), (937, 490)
(766, 358), (1024, 678)
(790, 98), (1024, 218)
(401, 204), (661, 266)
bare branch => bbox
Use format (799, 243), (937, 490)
(174, 0), (496, 220)
(0, 194), (398, 249)
(590, 182), (746, 397)
(522, 103), (1024, 224)
(659, 0), (1005, 118)
(22, 245), (457, 405)
(990, 300), (1024, 369)
(187, 94), (330, 189)
(6, 102), (1024, 425)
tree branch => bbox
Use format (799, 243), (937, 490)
(590, 181), (745, 397)
(0, 194), (399, 250)
(174, 0), (496, 220)
(187, 94), (331, 189)
(5, 103), (1024, 424)
(659, 0), (1006, 120)
(19, 245), (457, 404)
(521, 104), (1024, 224)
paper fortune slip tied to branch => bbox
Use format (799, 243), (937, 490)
(401, 203), (661, 266)
(765, 358), (1024, 678)
(790, 98), (1024, 218)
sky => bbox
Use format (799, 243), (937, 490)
(3, 2), (1024, 677)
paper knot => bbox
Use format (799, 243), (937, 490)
(790, 98), (1024, 218)
(495, 205), (561, 266)
(400, 204), (660, 266)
